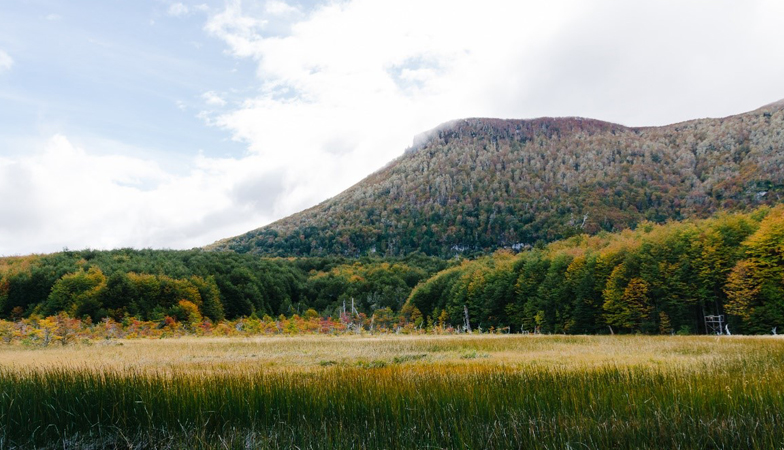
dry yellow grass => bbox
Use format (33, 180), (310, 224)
(3, 334), (782, 375)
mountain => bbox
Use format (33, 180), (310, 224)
(208, 101), (784, 257)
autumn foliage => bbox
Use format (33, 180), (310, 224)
(2, 206), (783, 335)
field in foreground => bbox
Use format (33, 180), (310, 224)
(2, 335), (784, 449)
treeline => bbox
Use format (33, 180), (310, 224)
(0, 251), (449, 323)
(407, 205), (784, 335)
(2, 207), (783, 334)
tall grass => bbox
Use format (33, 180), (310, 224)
(2, 336), (784, 449)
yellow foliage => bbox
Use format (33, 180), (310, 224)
(178, 300), (202, 324)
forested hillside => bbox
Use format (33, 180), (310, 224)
(2, 206), (782, 334)
(407, 205), (784, 335)
(210, 101), (784, 257)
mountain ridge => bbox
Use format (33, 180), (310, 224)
(208, 100), (784, 257)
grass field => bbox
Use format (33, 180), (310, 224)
(2, 335), (784, 449)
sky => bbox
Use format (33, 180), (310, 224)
(1, 0), (783, 256)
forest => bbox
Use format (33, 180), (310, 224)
(1, 205), (782, 334)
(0, 250), (448, 324)
(409, 205), (784, 335)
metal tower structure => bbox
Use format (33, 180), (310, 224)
(704, 314), (725, 335)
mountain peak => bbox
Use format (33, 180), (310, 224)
(408, 116), (629, 154)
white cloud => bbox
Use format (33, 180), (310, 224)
(0, 135), (281, 255)
(265, 0), (298, 16)
(204, 2), (268, 58)
(0, 50), (13, 73)
(45, 14), (62, 21)
(168, 3), (190, 17)
(202, 90), (227, 106)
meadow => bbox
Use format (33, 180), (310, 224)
(2, 335), (784, 449)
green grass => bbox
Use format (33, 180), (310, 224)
(1, 335), (784, 449)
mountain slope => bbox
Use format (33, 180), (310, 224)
(208, 101), (784, 257)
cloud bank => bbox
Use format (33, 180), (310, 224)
(0, 136), (277, 254)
